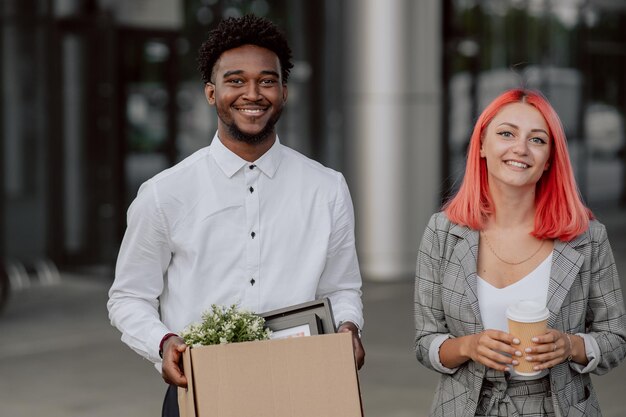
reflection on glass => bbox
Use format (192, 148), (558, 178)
(126, 84), (168, 153)
(445, 0), (626, 207)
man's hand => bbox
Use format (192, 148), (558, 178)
(161, 335), (188, 388)
(338, 322), (365, 370)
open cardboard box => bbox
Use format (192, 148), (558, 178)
(178, 332), (363, 417)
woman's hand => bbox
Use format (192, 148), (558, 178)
(440, 330), (521, 372)
(524, 329), (583, 371)
(464, 330), (522, 372)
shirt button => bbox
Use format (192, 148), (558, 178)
(250, 278), (256, 286)
(249, 164), (256, 170)
(251, 231), (256, 239)
(249, 186), (254, 193)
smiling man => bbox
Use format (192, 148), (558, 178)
(107, 15), (364, 417)
(206, 43), (286, 160)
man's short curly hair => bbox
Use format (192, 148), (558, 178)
(198, 15), (293, 84)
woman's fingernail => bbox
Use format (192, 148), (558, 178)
(532, 337), (539, 342)
(525, 347), (532, 353)
(526, 356), (533, 361)
(512, 360), (519, 365)
(513, 338), (520, 344)
(515, 351), (522, 357)
(533, 366), (539, 371)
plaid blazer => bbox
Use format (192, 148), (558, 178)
(414, 212), (626, 417)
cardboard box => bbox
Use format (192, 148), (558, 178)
(178, 332), (362, 417)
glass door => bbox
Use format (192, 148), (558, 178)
(117, 29), (179, 215)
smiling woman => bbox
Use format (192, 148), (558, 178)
(446, 89), (590, 241)
(414, 88), (626, 417)
(479, 102), (552, 193)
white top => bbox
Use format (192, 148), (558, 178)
(477, 253), (552, 379)
(430, 250), (601, 376)
(477, 253), (552, 333)
(107, 135), (363, 369)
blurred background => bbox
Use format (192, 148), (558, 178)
(1, 0), (625, 416)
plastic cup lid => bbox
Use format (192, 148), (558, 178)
(506, 300), (549, 323)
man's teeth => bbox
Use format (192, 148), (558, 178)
(239, 109), (264, 114)
(506, 161), (528, 168)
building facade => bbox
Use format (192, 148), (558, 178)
(1, 0), (625, 288)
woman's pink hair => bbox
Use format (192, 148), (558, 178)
(444, 88), (592, 241)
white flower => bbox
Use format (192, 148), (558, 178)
(181, 304), (271, 347)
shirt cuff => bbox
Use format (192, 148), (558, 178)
(429, 334), (459, 374)
(337, 320), (362, 338)
(569, 333), (601, 374)
(148, 326), (174, 363)
(333, 311), (364, 333)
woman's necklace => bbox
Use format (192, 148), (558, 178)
(481, 231), (545, 266)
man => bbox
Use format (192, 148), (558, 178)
(107, 15), (364, 417)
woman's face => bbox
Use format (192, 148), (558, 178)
(480, 102), (552, 191)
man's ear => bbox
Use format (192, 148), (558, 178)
(204, 83), (216, 106)
(282, 84), (288, 103)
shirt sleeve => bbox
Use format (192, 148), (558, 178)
(107, 181), (173, 365)
(569, 333), (601, 374)
(315, 174), (364, 330)
(429, 334), (459, 374)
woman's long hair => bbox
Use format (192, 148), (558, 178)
(444, 89), (592, 241)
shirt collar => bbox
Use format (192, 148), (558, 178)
(210, 133), (283, 178)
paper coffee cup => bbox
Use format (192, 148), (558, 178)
(506, 300), (550, 376)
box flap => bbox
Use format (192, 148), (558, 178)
(178, 348), (196, 417)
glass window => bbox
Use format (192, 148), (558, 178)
(443, 0), (626, 211)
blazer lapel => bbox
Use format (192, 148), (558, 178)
(546, 233), (587, 328)
(450, 224), (483, 329)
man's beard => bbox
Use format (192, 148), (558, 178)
(220, 108), (283, 145)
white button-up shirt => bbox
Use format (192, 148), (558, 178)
(107, 135), (363, 368)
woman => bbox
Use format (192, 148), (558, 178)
(414, 88), (626, 416)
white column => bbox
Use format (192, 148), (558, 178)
(344, 0), (442, 281)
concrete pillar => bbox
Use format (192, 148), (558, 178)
(406, 0), (443, 271)
(344, 0), (442, 281)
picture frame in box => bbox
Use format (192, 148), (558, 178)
(260, 298), (336, 339)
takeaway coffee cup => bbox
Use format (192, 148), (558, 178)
(506, 300), (550, 376)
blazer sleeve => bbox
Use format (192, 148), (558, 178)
(414, 213), (453, 372)
(586, 222), (626, 375)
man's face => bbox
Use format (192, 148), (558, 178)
(205, 44), (287, 145)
